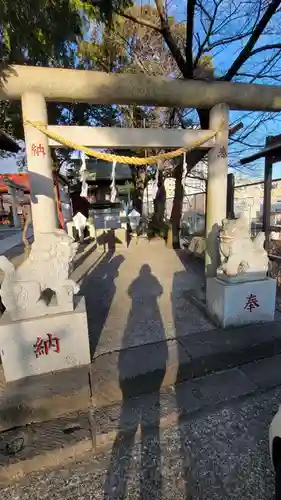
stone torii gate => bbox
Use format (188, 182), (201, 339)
(0, 64), (278, 382)
(2, 64), (281, 275)
(21, 92), (228, 277)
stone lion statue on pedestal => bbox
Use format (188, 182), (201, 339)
(217, 214), (269, 279)
(0, 229), (80, 320)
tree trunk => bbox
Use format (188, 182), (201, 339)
(132, 187), (143, 214)
(152, 167), (166, 225)
(167, 160), (184, 249)
(131, 166), (147, 215)
(148, 166), (167, 239)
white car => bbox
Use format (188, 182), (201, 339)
(269, 406), (281, 497)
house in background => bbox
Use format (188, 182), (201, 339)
(0, 130), (73, 230)
(143, 161), (207, 231)
(68, 158), (132, 226)
(0, 130), (23, 227)
(0, 172), (72, 229)
(0, 173), (30, 227)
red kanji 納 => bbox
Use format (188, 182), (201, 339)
(31, 143), (46, 157)
(33, 333), (60, 358)
(244, 293), (260, 312)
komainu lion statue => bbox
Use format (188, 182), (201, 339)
(218, 214), (269, 278)
(0, 229), (80, 320)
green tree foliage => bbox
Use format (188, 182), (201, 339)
(0, 0), (82, 65)
(0, 1), (99, 152)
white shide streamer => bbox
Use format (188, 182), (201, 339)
(80, 152), (88, 198)
(110, 160), (117, 203)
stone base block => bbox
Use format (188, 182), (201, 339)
(217, 271), (267, 284)
(0, 296), (90, 382)
(206, 277), (276, 328)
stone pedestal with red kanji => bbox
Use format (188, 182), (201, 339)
(0, 296), (91, 382)
(206, 277), (276, 328)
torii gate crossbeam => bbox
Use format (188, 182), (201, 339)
(1, 65), (281, 111)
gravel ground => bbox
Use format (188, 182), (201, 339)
(2, 382), (280, 500)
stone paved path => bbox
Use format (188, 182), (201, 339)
(78, 239), (212, 358)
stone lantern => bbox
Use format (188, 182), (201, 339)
(128, 209), (141, 232)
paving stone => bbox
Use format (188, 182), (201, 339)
(240, 354), (281, 389)
(80, 241), (211, 359)
(178, 321), (281, 378)
(90, 339), (191, 407)
(175, 367), (257, 415)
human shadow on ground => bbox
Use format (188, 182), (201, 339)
(103, 264), (168, 500)
(80, 251), (125, 357)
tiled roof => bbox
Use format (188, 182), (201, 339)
(0, 174), (30, 193)
(0, 172), (69, 194)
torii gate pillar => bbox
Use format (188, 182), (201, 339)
(0, 92), (91, 384)
(205, 103), (229, 277)
(21, 92), (58, 235)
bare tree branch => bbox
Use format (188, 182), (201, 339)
(107, 24), (151, 73)
(248, 50), (281, 83)
(154, 0), (167, 23)
(205, 31), (255, 52)
(154, 0), (188, 76)
(194, 31), (201, 52)
(117, 1), (188, 76)
(221, 0), (281, 81)
(117, 10), (161, 31)
(185, 0), (196, 76)
(194, 1), (219, 66)
(237, 72), (281, 81)
(208, 0), (262, 47)
(249, 43), (281, 57)
(196, 0), (212, 23)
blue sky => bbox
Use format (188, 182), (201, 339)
(0, 156), (18, 173)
